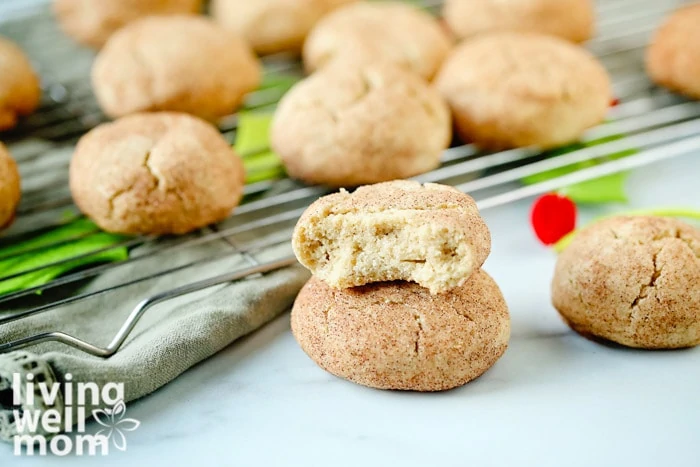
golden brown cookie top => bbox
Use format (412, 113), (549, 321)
(271, 63), (450, 186)
(69, 112), (245, 234)
(646, 4), (700, 99)
(434, 31), (611, 149)
(552, 215), (700, 349)
(567, 215), (700, 256)
(443, 0), (594, 43)
(91, 15), (261, 120)
(436, 32), (610, 102)
(53, 0), (203, 48)
(211, 0), (358, 55)
(291, 270), (510, 391)
(0, 36), (41, 131)
(301, 181), (476, 218)
(303, 2), (452, 80)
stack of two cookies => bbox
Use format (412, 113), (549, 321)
(290, 181), (510, 392)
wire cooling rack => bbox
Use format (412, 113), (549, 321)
(0, 0), (697, 356)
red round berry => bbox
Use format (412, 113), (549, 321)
(610, 98), (620, 107)
(530, 193), (577, 245)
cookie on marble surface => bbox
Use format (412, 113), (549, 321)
(303, 2), (452, 81)
(646, 4), (700, 100)
(53, 0), (203, 49)
(271, 62), (451, 187)
(293, 181), (490, 294)
(443, 0), (594, 43)
(211, 0), (358, 55)
(552, 216), (700, 349)
(0, 36), (41, 132)
(91, 15), (261, 120)
(0, 142), (21, 230)
(292, 270), (510, 391)
(434, 32), (611, 149)
(69, 112), (245, 235)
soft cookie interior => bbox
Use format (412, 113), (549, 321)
(295, 209), (476, 294)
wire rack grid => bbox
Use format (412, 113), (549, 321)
(0, 0), (697, 356)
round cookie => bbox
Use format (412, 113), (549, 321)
(646, 4), (700, 100)
(91, 16), (261, 120)
(53, 0), (203, 49)
(443, 0), (594, 44)
(293, 180), (491, 294)
(303, 2), (452, 81)
(69, 112), (245, 235)
(271, 62), (451, 186)
(292, 271), (510, 391)
(435, 32), (611, 149)
(0, 142), (21, 230)
(552, 216), (700, 349)
(0, 36), (41, 132)
(211, 0), (358, 56)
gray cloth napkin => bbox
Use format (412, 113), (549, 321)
(0, 235), (310, 442)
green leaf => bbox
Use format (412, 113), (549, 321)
(0, 222), (129, 296)
(521, 134), (638, 204)
(236, 112), (274, 156)
(559, 171), (629, 204)
(236, 111), (286, 184)
(257, 74), (301, 93)
(0, 218), (98, 260)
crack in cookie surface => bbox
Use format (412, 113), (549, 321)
(630, 247), (662, 311)
(553, 215), (700, 348)
(411, 310), (424, 356)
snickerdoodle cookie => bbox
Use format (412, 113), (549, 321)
(292, 181), (490, 294)
(303, 2), (452, 81)
(646, 4), (700, 100)
(69, 112), (245, 235)
(292, 270), (510, 391)
(0, 37), (41, 132)
(552, 216), (700, 349)
(0, 143), (21, 230)
(271, 63), (451, 186)
(211, 0), (358, 55)
(443, 0), (594, 43)
(91, 16), (261, 120)
(435, 32), (611, 149)
(53, 0), (203, 49)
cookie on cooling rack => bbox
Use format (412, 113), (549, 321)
(211, 0), (358, 55)
(434, 32), (611, 149)
(302, 2), (452, 81)
(646, 4), (700, 100)
(292, 271), (510, 391)
(91, 16), (261, 120)
(0, 36), (41, 132)
(271, 62), (451, 186)
(69, 112), (245, 235)
(443, 0), (594, 43)
(292, 181), (491, 294)
(0, 142), (21, 230)
(53, 0), (203, 49)
(552, 216), (700, 349)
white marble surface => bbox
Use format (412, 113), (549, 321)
(3, 154), (700, 466)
